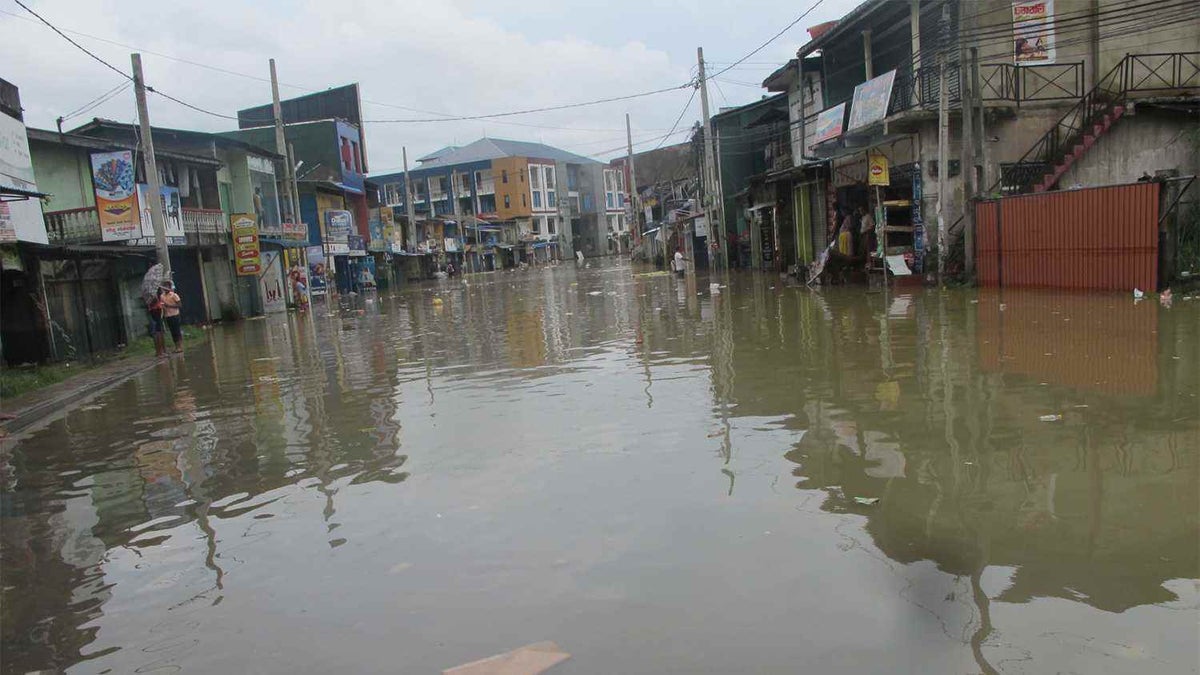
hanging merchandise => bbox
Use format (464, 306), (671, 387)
(178, 165), (191, 199)
(868, 153), (890, 186)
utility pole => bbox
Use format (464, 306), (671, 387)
(402, 147), (417, 253)
(936, 5), (950, 284)
(287, 142), (302, 235)
(131, 53), (170, 274)
(269, 59), (295, 225)
(959, 4), (975, 277)
(697, 47), (723, 271)
(625, 113), (641, 260)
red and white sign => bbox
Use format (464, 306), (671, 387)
(1013, 0), (1056, 64)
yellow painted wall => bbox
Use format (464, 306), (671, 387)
(493, 157), (531, 220)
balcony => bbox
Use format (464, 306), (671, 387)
(45, 207), (100, 245)
(182, 208), (224, 234)
(475, 179), (496, 195)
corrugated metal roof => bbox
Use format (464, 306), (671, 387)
(416, 137), (600, 169)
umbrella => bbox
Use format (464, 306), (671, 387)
(140, 263), (170, 305)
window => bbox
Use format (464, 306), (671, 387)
(617, 214), (625, 231)
(340, 137), (353, 170)
(548, 217), (556, 234)
(530, 167), (541, 189)
(544, 166), (555, 189)
(504, 195), (511, 208)
(606, 193), (614, 209)
(582, 194), (593, 212)
(533, 217), (541, 234)
(521, 194), (526, 207)
(533, 191), (542, 208)
(502, 169), (508, 183)
(547, 191), (556, 208)
(519, 170), (524, 182)
(351, 141), (361, 173)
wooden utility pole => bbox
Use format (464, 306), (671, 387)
(131, 53), (170, 273)
(402, 147), (417, 252)
(936, 5), (950, 283)
(269, 59), (296, 224)
(625, 113), (641, 259)
(697, 47), (722, 271)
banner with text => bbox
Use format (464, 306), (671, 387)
(90, 151), (139, 241)
(231, 213), (261, 275)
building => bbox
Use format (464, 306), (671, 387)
(372, 138), (610, 267)
(609, 141), (702, 263)
(709, 0), (1200, 281)
(68, 119), (298, 317)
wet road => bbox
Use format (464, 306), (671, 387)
(3, 259), (1198, 674)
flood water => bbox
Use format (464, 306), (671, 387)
(2, 259), (1198, 674)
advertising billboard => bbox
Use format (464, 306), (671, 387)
(306, 245), (327, 296)
(324, 209), (351, 254)
(847, 70), (897, 131)
(231, 213), (261, 275)
(0, 112), (45, 244)
(90, 150), (139, 242)
(811, 103), (847, 146)
(132, 184), (185, 245)
(1013, 0), (1057, 64)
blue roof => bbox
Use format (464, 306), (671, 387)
(406, 137), (599, 170)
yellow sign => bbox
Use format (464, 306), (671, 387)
(868, 153), (890, 186)
(231, 213), (261, 276)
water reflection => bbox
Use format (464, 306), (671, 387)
(2, 262), (1196, 673)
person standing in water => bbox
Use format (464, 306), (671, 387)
(159, 281), (184, 354)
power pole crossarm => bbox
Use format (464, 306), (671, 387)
(131, 53), (170, 274)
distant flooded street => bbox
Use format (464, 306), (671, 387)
(3, 259), (1197, 674)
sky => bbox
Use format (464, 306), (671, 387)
(0, 0), (859, 172)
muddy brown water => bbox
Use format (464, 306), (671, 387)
(2, 260), (1197, 674)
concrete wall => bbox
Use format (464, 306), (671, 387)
(493, 156), (531, 219)
(29, 141), (95, 211)
(1061, 107), (1200, 187)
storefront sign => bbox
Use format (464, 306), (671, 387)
(1013, 0), (1056, 64)
(868, 153), (890, 186)
(231, 213), (261, 275)
(0, 112), (45, 244)
(324, 209), (351, 254)
(282, 221), (308, 242)
(90, 151), (139, 242)
(811, 103), (847, 146)
(847, 70), (897, 131)
(131, 184), (185, 245)
(347, 234), (367, 256)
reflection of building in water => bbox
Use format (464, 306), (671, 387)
(506, 308), (547, 369)
(976, 290), (1159, 395)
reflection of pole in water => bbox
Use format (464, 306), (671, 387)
(708, 287), (735, 480)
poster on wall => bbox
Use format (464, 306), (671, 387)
(132, 184), (185, 245)
(282, 220), (308, 243)
(847, 70), (897, 131)
(1, 112), (46, 244)
(306, 245), (327, 296)
(811, 103), (847, 146)
(258, 249), (286, 313)
(1013, 0), (1056, 64)
(90, 151), (139, 241)
(367, 209), (385, 251)
(231, 213), (261, 275)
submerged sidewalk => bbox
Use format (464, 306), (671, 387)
(1, 350), (189, 438)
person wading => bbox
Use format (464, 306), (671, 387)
(159, 281), (184, 354)
(147, 288), (166, 358)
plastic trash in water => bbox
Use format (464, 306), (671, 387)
(1133, 288), (1145, 300)
(710, 282), (721, 295)
(853, 497), (880, 506)
(1039, 414), (1063, 422)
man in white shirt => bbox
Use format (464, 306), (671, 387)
(673, 248), (685, 275)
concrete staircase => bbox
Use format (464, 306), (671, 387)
(1033, 103), (1126, 193)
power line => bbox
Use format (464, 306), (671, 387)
(364, 84), (694, 124)
(59, 80), (130, 122)
(654, 87), (698, 151)
(709, 0), (829, 80)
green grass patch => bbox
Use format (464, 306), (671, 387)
(0, 326), (206, 400)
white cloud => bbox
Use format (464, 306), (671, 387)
(1, 0), (856, 170)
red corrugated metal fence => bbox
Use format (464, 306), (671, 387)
(975, 182), (1160, 291)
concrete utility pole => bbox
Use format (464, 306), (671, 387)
(959, 3), (975, 277)
(625, 113), (641, 259)
(936, 5), (950, 284)
(269, 59), (295, 224)
(402, 147), (417, 252)
(697, 47), (723, 271)
(131, 53), (170, 274)
(287, 142), (302, 233)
